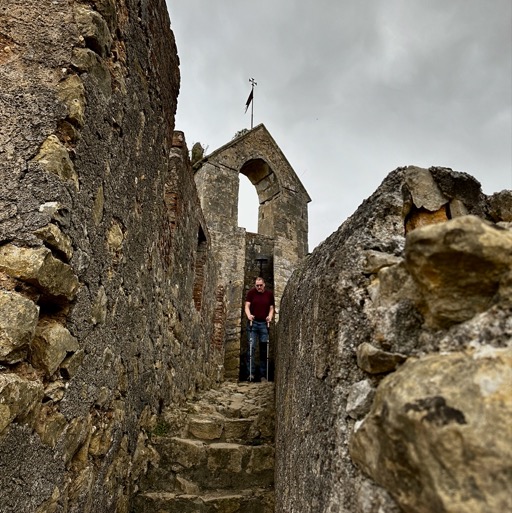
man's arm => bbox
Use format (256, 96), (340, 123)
(266, 305), (274, 323)
(245, 301), (254, 321)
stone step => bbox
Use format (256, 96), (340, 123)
(135, 382), (276, 512)
(132, 488), (274, 513)
(164, 382), (274, 423)
(144, 437), (274, 492)
(185, 413), (266, 443)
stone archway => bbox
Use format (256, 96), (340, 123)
(193, 124), (311, 380)
(239, 157), (279, 237)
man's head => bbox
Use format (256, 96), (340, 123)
(255, 277), (265, 292)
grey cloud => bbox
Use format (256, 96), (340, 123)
(167, 0), (512, 249)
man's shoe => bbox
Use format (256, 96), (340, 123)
(260, 377), (267, 383)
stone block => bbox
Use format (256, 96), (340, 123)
(0, 289), (39, 363)
(346, 379), (376, 419)
(0, 244), (79, 300)
(89, 416), (115, 457)
(33, 135), (78, 189)
(0, 373), (44, 433)
(356, 342), (406, 374)
(207, 442), (245, 473)
(71, 48), (112, 97)
(448, 198), (468, 218)
(187, 415), (223, 440)
(203, 493), (244, 512)
(91, 0), (118, 31)
(107, 221), (124, 252)
(405, 215), (512, 326)
(62, 415), (92, 466)
(488, 190), (512, 222)
(362, 250), (402, 274)
(91, 286), (108, 325)
(60, 349), (84, 379)
(73, 5), (112, 57)
(404, 166), (448, 211)
(175, 476), (199, 495)
(57, 74), (86, 127)
(223, 418), (253, 441)
(168, 437), (206, 469)
(247, 444), (274, 473)
(35, 404), (67, 448)
(30, 320), (79, 377)
(34, 223), (73, 261)
(405, 205), (449, 233)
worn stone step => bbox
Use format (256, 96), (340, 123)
(145, 437), (274, 492)
(136, 382), (276, 511)
(186, 413), (258, 443)
(132, 488), (274, 513)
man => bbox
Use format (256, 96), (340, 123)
(245, 277), (275, 382)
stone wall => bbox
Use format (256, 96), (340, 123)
(276, 166), (512, 513)
(0, 1), (224, 512)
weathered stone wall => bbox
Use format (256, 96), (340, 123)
(276, 166), (512, 513)
(0, 1), (224, 512)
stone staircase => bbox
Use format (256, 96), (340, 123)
(133, 381), (275, 513)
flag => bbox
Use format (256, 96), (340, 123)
(245, 89), (253, 113)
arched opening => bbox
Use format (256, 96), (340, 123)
(192, 225), (207, 312)
(239, 158), (280, 238)
(237, 173), (259, 233)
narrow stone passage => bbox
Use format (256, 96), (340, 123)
(134, 382), (275, 513)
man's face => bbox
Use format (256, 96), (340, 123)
(255, 280), (265, 292)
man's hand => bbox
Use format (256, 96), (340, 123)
(248, 314), (255, 321)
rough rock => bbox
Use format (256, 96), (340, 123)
(30, 320), (80, 377)
(0, 290), (40, 363)
(73, 4), (112, 57)
(34, 223), (74, 261)
(362, 250), (402, 274)
(488, 190), (512, 222)
(57, 74), (86, 128)
(405, 215), (512, 327)
(404, 166), (448, 211)
(356, 342), (407, 374)
(350, 347), (512, 513)
(0, 244), (79, 300)
(0, 373), (44, 433)
(32, 135), (79, 189)
(71, 48), (112, 98)
(346, 379), (376, 420)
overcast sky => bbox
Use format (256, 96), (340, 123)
(165, 0), (512, 250)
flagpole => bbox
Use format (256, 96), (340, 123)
(249, 78), (257, 129)
(251, 88), (254, 129)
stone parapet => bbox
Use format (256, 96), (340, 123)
(276, 166), (512, 513)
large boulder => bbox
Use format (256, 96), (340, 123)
(350, 347), (512, 513)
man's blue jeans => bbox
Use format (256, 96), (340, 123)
(247, 321), (269, 380)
